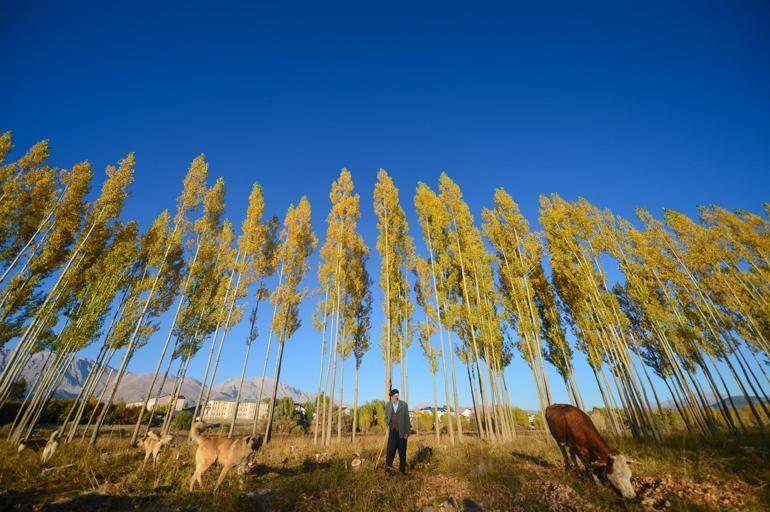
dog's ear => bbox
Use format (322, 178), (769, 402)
(252, 435), (264, 450)
(146, 430), (159, 441)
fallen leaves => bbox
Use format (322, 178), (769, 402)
(414, 474), (471, 509)
(637, 473), (750, 511)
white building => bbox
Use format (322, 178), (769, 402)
(201, 400), (270, 421)
(127, 395), (191, 412)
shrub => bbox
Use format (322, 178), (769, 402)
(173, 411), (192, 431)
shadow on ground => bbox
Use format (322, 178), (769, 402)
(509, 450), (555, 468)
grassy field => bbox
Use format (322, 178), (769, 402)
(0, 428), (768, 511)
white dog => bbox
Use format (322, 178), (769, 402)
(40, 430), (61, 464)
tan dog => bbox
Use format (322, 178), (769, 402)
(141, 430), (174, 468)
(189, 421), (262, 491)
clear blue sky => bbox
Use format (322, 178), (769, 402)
(2, 1), (769, 410)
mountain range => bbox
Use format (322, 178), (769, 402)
(0, 348), (315, 404)
(656, 392), (758, 411)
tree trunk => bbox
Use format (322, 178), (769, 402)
(263, 341), (286, 444)
(352, 361), (359, 442)
(313, 285), (330, 444)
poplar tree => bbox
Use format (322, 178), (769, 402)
(227, 185), (279, 437)
(414, 257), (442, 442)
(263, 197), (317, 443)
(482, 188), (552, 419)
(349, 237), (372, 442)
(192, 218), (242, 422)
(88, 154), (203, 445)
(373, 169), (414, 401)
(540, 195), (661, 439)
(414, 182), (464, 440)
(0, 159), (90, 347)
(316, 170), (363, 446)
(529, 261), (583, 409)
(438, 173), (498, 440)
(13, 221), (140, 443)
(129, 175), (226, 444)
(1, 155), (134, 407)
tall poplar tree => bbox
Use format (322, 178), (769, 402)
(263, 197), (317, 443)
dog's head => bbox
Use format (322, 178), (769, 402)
(245, 435), (263, 452)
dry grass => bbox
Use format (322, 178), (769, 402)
(0, 429), (767, 511)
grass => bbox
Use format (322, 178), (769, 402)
(0, 428), (768, 511)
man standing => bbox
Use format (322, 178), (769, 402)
(384, 388), (411, 474)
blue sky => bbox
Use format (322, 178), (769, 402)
(2, 1), (769, 410)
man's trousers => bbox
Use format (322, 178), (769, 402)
(385, 428), (407, 473)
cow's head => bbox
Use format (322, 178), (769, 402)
(599, 454), (636, 499)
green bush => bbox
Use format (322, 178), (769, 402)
(173, 411), (192, 431)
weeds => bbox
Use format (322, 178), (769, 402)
(0, 430), (767, 511)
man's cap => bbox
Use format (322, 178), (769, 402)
(389, 388), (399, 397)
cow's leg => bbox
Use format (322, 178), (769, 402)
(582, 457), (601, 485)
(569, 447), (579, 469)
(557, 443), (571, 470)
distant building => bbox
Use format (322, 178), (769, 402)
(200, 400), (307, 422)
(418, 406), (448, 418)
(460, 408), (473, 418)
(126, 395), (190, 412)
(201, 400), (269, 421)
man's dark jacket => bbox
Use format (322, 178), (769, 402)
(384, 400), (411, 438)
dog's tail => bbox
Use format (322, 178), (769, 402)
(190, 421), (206, 445)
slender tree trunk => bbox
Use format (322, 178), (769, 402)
(325, 276), (343, 447)
(229, 339), (253, 438)
(202, 261), (243, 412)
(81, 368), (115, 440)
(383, 205), (392, 399)
(229, 299), (262, 438)
(446, 330), (463, 440)
(144, 343), (177, 436)
(313, 285), (330, 444)
(252, 266), (283, 436)
(263, 340), (286, 444)
(432, 371), (440, 443)
(162, 355), (190, 436)
(337, 354), (345, 442)
(352, 361), (359, 442)
(467, 363), (482, 437)
(131, 243), (201, 445)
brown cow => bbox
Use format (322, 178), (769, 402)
(545, 404), (636, 499)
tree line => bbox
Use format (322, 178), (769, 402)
(0, 132), (768, 449)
